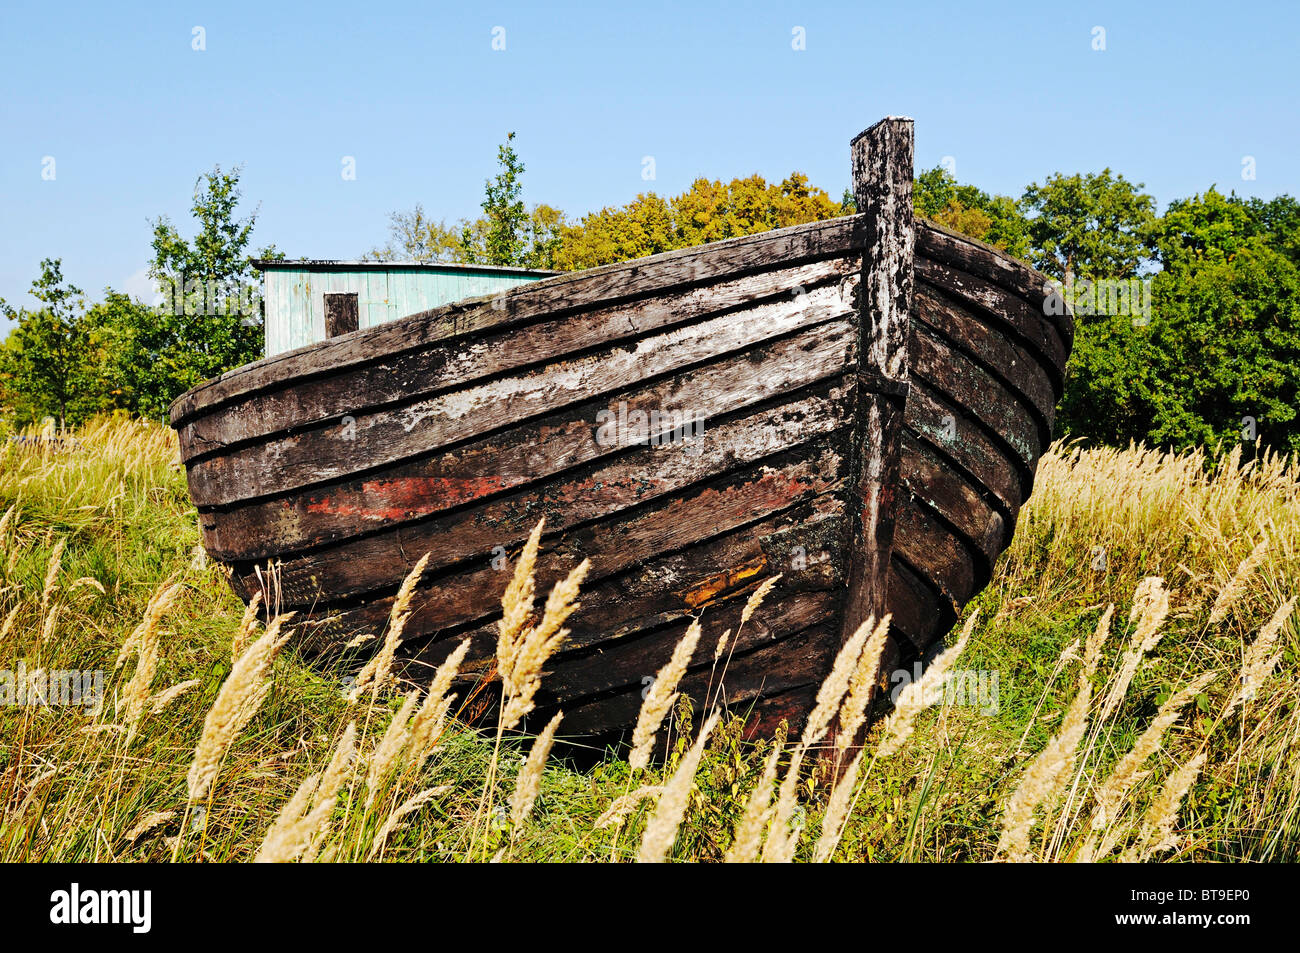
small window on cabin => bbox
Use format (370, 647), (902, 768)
(324, 293), (360, 338)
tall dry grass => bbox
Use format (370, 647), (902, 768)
(1, 419), (1297, 861)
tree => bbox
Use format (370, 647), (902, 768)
(554, 193), (675, 271)
(1054, 306), (1164, 450)
(1057, 190), (1300, 455)
(552, 172), (842, 271)
(466, 132), (530, 266)
(0, 259), (107, 426)
(913, 167), (1031, 258)
(1019, 170), (1156, 280)
(1145, 187), (1257, 271)
(521, 203), (566, 270)
(1246, 194), (1300, 264)
(84, 291), (180, 421)
(365, 204), (465, 262)
(373, 136), (564, 270)
(148, 164), (280, 391)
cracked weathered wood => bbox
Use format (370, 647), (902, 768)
(838, 117), (915, 655)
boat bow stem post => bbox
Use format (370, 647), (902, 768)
(833, 116), (914, 752)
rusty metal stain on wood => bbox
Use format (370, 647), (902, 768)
(680, 558), (768, 610)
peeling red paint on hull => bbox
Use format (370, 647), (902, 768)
(304, 475), (518, 521)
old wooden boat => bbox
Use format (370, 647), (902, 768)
(170, 118), (1071, 741)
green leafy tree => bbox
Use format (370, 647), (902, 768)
(84, 291), (179, 420)
(1145, 242), (1300, 452)
(522, 203), (566, 270)
(465, 132), (530, 266)
(375, 136), (563, 270)
(0, 259), (109, 426)
(553, 193), (675, 270)
(1020, 170), (1156, 280)
(1058, 190), (1300, 454)
(1246, 195), (1300, 264)
(148, 165), (280, 392)
(1145, 187), (1257, 271)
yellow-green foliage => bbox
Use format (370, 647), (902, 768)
(1, 419), (1296, 861)
(553, 173), (844, 271)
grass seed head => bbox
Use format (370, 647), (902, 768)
(186, 614), (292, 803)
(629, 619), (702, 771)
(510, 711), (563, 829)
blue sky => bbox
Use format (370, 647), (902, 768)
(2, 0), (1297, 319)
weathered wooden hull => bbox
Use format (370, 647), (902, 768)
(170, 120), (1071, 742)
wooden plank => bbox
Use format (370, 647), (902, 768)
(283, 270), (314, 353)
(885, 556), (951, 653)
(198, 324), (857, 560)
(229, 398), (853, 609)
(916, 257), (1068, 381)
(904, 377), (1026, 515)
(552, 622), (839, 737)
(361, 271), (390, 330)
(893, 498), (978, 608)
(911, 327), (1042, 470)
(262, 270), (288, 356)
(913, 287), (1057, 433)
(535, 590), (837, 705)
(184, 284), (855, 507)
(395, 499), (844, 671)
(917, 220), (1073, 348)
(902, 434), (1006, 562)
(294, 475), (848, 661)
(179, 257), (856, 460)
(170, 215), (868, 424)
(838, 116), (914, 652)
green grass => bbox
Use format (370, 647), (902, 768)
(1, 418), (1297, 862)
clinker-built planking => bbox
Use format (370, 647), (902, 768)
(170, 118), (1072, 745)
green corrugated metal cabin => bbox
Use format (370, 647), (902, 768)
(255, 259), (556, 357)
